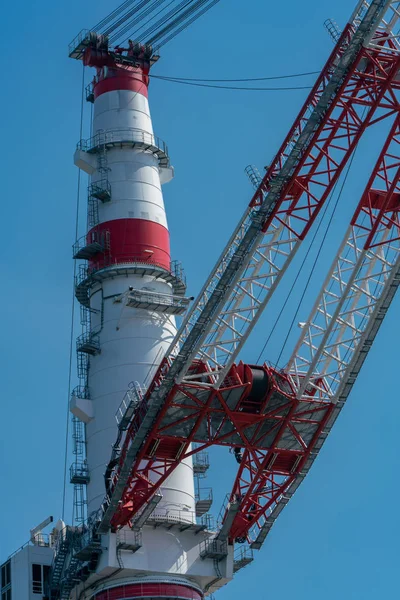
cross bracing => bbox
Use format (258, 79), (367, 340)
(94, 0), (400, 545)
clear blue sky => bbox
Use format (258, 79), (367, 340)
(1, 0), (399, 597)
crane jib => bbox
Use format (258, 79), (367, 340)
(98, 0), (400, 543)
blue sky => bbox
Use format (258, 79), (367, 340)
(1, 0), (399, 597)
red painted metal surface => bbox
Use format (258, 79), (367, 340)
(106, 30), (400, 542)
(250, 28), (400, 241)
(109, 362), (333, 536)
(95, 582), (202, 600)
(83, 47), (150, 99)
(94, 67), (149, 99)
(351, 111), (400, 248)
(88, 219), (171, 271)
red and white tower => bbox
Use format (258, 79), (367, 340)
(68, 34), (233, 600)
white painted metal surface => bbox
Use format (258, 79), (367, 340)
(93, 90), (154, 136)
(352, 1), (400, 54)
(287, 226), (400, 401)
(72, 529), (233, 599)
(77, 82), (195, 521)
(97, 148), (169, 228)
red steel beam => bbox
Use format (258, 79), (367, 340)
(108, 41), (400, 532)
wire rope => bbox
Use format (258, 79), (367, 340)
(106, 0), (160, 37)
(151, 70), (320, 82)
(274, 148), (359, 369)
(150, 75), (313, 91)
(62, 63), (86, 521)
(113, 0), (176, 44)
(108, 0), (168, 41)
(147, 0), (215, 45)
(151, 0), (222, 47)
(131, 0), (194, 44)
(255, 145), (361, 368)
(93, 0), (136, 32)
(91, 0), (222, 49)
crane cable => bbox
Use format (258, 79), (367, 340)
(113, 0), (175, 43)
(134, 0), (195, 43)
(151, 0), (222, 47)
(151, 75), (314, 91)
(255, 142), (360, 368)
(93, 0), (137, 32)
(108, 0), (168, 41)
(148, 69), (320, 91)
(92, 0), (222, 49)
(151, 70), (321, 82)
(62, 63), (86, 521)
(148, 0), (220, 46)
(105, 0), (158, 37)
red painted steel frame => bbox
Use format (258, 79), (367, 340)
(110, 362), (333, 537)
(251, 32), (400, 241)
(351, 111), (400, 248)
(108, 39), (400, 534)
(227, 111), (400, 545)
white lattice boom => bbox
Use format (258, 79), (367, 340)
(288, 111), (400, 403)
(99, 0), (400, 546)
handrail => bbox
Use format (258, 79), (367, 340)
(77, 128), (169, 163)
(125, 288), (192, 308)
(115, 382), (145, 427)
(76, 259), (186, 287)
(195, 487), (213, 501)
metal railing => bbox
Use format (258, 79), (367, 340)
(71, 385), (90, 400)
(73, 230), (110, 259)
(85, 82), (94, 103)
(170, 260), (186, 287)
(199, 513), (215, 530)
(125, 288), (192, 313)
(234, 545), (253, 563)
(193, 451), (210, 472)
(76, 331), (101, 354)
(233, 545), (254, 572)
(217, 494), (231, 528)
(116, 528), (142, 550)
(77, 128), (169, 166)
(88, 179), (111, 201)
(115, 382), (146, 428)
(195, 487), (213, 503)
(200, 538), (228, 559)
(147, 508), (194, 522)
(135, 507), (214, 530)
(76, 259), (186, 291)
(73, 525), (102, 556)
(68, 29), (90, 58)
(70, 461), (90, 483)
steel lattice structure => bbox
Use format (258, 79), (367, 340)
(56, 10), (396, 586)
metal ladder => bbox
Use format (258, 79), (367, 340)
(88, 141), (111, 229)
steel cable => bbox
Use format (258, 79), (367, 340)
(151, 70), (320, 82)
(146, 0), (212, 44)
(91, 0), (222, 50)
(262, 145), (359, 369)
(62, 63), (86, 521)
(110, 0), (174, 44)
(152, 0), (222, 47)
(132, 0), (194, 44)
(106, 0), (165, 38)
(93, 0), (135, 32)
(151, 75), (313, 91)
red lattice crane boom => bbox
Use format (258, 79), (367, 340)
(95, 0), (400, 558)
